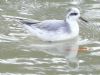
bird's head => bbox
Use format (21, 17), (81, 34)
(66, 7), (88, 22)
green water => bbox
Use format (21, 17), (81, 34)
(0, 0), (100, 74)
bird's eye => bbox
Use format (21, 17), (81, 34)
(70, 13), (78, 16)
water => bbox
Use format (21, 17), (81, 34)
(0, 0), (100, 74)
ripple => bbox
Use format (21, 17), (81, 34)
(0, 73), (37, 75)
(70, 0), (84, 5)
(90, 51), (100, 56)
(0, 58), (34, 65)
(0, 8), (3, 11)
(0, 34), (19, 42)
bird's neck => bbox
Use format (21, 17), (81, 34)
(65, 18), (79, 37)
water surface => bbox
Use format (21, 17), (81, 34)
(0, 0), (100, 74)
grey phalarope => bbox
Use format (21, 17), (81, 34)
(21, 7), (87, 42)
(2, 7), (89, 66)
(19, 7), (88, 58)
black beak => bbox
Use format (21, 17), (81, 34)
(79, 17), (88, 23)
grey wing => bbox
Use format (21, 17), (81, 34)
(21, 20), (65, 31)
(22, 20), (71, 32)
(37, 20), (67, 31)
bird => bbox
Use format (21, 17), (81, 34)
(19, 7), (88, 56)
(3, 7), (88, 58)
(20, 7), (87, 42)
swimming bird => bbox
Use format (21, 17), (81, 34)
(21, 7), (87, 42)
(19, 7), (88, 56)
(3, 7), (88, 58)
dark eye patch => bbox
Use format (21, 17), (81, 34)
(70, 13), (78, 16)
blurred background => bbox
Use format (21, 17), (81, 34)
(0, 0), (100, 74)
